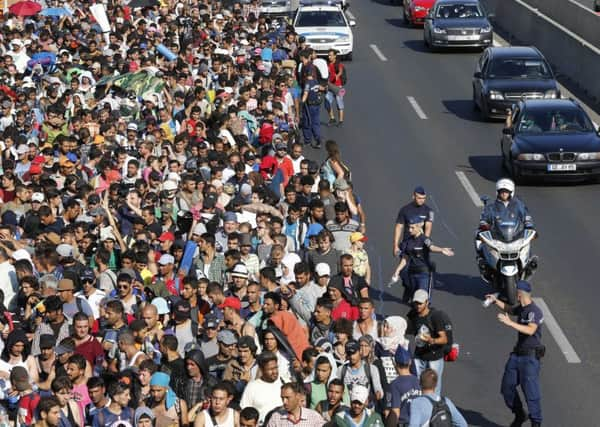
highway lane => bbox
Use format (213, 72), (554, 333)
(318, 0), (599, 424)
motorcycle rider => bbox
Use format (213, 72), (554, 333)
(477, 178), (536, 282)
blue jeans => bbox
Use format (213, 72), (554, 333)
(301, 103), (322, 145)
(414, 357), (444, 395)
(501, 353), (542, 423)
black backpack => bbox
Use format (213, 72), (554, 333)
(335, 62), (348, 86)
(424, 395), (453, 427)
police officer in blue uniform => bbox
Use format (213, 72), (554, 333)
(300, 53), (324, 149)
(392, 186), (434, 257)
(390, 216), (454, 301)
(486, 280), (543, 427)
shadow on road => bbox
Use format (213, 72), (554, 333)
(403, 39), (429, 53)
(385, 18), (408, 28)
(434, 272), (493, 301)
(468, 155), (503, 183)
(442, 99), (485, 123)
(457, 407), (505, 427)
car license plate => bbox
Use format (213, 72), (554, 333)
(547, 163), (576, 171)
(447, 35), (480, 41)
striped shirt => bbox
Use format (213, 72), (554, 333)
(266, 407), (326, 427)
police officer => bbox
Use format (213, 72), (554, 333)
(486, 280), (543, 427)
(390, 216), (453, 300)
(392, 186), (434, 257)
(300, 50), (323, 149)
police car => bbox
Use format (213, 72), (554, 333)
(294, 2), (355, 60)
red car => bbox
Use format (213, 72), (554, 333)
(403, 0), (436, 26)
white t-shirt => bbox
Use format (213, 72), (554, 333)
(240, 378), (283, 424)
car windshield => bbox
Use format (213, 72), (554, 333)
(296, 11), (346, 27)
(488, 58), (552, 79)
(435, 4), (483, 18)
(517, 108), (595, 134)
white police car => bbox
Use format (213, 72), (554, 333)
(294, 3), (355, 60)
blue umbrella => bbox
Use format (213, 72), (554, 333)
(40, 7), (72, 17)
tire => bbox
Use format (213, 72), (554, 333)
(501, 275), (517, 306)
(345, 52), (353, 61)
(472, 88), (480, 111)
(404, 9), (409, 24)
(424, 35), (430, 48)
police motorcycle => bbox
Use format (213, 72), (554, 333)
(475, 184), (538, 306)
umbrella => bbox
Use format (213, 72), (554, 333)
(40, 7), (72, 17)
(127, 0), (159, 8)
(8, 0), (41, 16)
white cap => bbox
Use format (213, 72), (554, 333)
(412, 289), (429, 304)
(163, 180), (178, 191)
(350, 385), (369, 403)
(31, 192), (44, 203)
(127, 123), (138, 131)
(12, 249), (31, 262)
(56, 244), (74, 258)
(158, 254), (175, 265)
(215, 13), (224, 20)
(166, 172), (181, 182)
(16, 145), (29, 155)
(315, 263), (331, 277)
(11, 38), (23, 47)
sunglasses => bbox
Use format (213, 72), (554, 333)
(118, 284), (130, 289)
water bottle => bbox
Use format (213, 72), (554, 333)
(482, 293), (499, 308)
(119, 351), (127, 371)
(143, 336), (154, 357)
(0, 405), (8, 427)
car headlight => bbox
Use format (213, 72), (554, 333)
(488, 90), (504, 100)
(517, 153), (545, 161)
(480, 25), (492, 33)
(577, 152), (600, 161)
(544, 90), (558, 99)
(337, 36), (350, 43)
(433, 26), (446, 34)
(414, 6), (426, 11)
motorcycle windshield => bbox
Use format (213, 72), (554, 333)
(492, 212), (524, 243)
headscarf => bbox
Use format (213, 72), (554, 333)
(378, 316), (409, 353)
(1, 329), (28, 362)
(280, 252), (301, 285)
(306, 351), (338, 385)
(149, 372), (177, 410)
(135, 406), (155, 426)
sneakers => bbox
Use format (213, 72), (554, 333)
(328, 117), (336, 126)
(337, 120), (344, 127)
(509, 410), (528, 427)
(311, 140), (322, 149)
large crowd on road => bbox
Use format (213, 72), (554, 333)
(0, 0), (544, 426)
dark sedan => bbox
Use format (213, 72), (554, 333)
(423, 0), (493, 50)
(501, 99), (600, 181)
(473, 47), (560, 120)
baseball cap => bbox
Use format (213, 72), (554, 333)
(516, 280), (532, 293)
(29, 164), (42, 175)
(223, 211), (238, 223)
(345, 340), (360, 354)
(158, 254), (175, 265)
(315, 263), (331, 277)
(55, 341), (75, 355)
(31, 192), (44, 203)
(394, 346), (412, 365)
(127, 123), (138, 131)
(219, 296), (241, 311)
(81, 268), (95, 282)
(56, 244), (74, 258)
(16, 145), (28, 155)
(173, 299), (191, 321)
(217, 329), (238, 345)
(203, 315), (218, 329)
(151, 297), (170, 315)
(350, 385), (369, 404)
(275, 142), (287, 151)
(412, 289), (429, 304)
(349, 232), (368, 243)
(238, 336), (258, 352)
(159, 231), (175, 242)
(414, 186), (426, 195)
(12, 249), (31, 263)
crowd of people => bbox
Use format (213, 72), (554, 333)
(0, 0), (480, 426)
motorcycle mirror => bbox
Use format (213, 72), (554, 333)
(480, 195), (490, 205)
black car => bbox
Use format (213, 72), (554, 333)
(473, 46), (560, 119)
(423, 0), (493, 50)
(501, 99), (600, 181)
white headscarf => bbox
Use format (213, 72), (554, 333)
(378, 316), (409, 353)
(280, 252), (301, 285)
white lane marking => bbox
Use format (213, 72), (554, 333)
(455, 171), (484, 207)
(533, 298), (582, 364)
(369, 44), (388, 61)
(407, 96), (428, 119)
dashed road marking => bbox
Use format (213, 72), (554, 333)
(407, 96), (428, 119)
(534, 298), (582, 363)
(455, 171), (484, 207)
(369, 44), (388, 61)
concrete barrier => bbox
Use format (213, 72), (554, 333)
(482, 0), (600, 105)
(521, 0), (600, 49)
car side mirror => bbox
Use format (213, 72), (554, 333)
(349, 19), (356, 27)
(502, 127), (514, 136)
(487, 13), (496, 19)
(473, 71), (482, 79)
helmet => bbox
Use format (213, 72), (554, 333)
(496, 178), (515, 196)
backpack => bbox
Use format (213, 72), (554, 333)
(424, 395), (453, 427)
(341, 361), (380, 406)
(335, 62), (347, 86)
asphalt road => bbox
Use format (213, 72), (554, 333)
(314, 1), (598, 425)
(573, 0), (597, 11)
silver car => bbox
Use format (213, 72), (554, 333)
(424, 0), (493, 50)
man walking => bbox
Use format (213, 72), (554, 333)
(487, 280), (543, 427)
(300, 50), (323, 149)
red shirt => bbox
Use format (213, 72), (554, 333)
(328, 61), (344, 87)
(75, 336), (103, 366)
(332, 299), (359, 321)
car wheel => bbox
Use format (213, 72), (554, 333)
(480, 99), (490, 121)
(403, 9), (409, 24)
(510, 160), (522, 184)
(345, 52), (353, 61)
